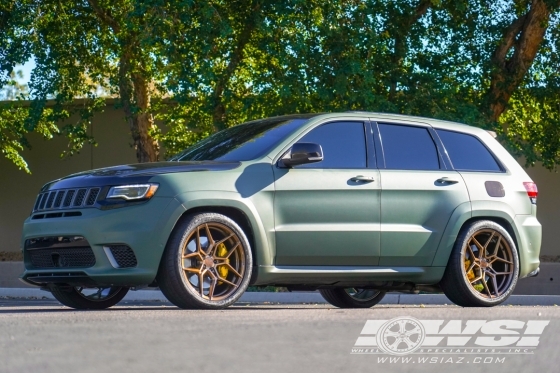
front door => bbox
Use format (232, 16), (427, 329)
(375, 122), (470, 266)
(273, 121), (381, 266)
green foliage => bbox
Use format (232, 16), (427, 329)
(0, 70), (27, 100)
(0, 101), (59, 172)
(1, 0), (560, 169)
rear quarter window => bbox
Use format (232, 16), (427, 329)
(436, 129), (502, 172)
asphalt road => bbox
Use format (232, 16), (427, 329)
(1, 299), (559, 373)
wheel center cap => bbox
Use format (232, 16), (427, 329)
(480, 259), (489, 268)
(204, 256), (215, 268)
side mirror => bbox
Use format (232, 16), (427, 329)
(281, 142), (323, 168)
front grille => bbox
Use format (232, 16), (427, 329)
(53, 191), (64, 208)
(28, 247), (96, 269)
(107, 245), (137, 268)
(63, 190), (75, 207)
(86, 188), (100, 205)
(73, 189), (87, 206)
(33, 187), (101, 212)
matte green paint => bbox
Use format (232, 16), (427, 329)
(379, 169), (469, 266)
(21, 112), (542, 289)
(274, 167), (381, 266)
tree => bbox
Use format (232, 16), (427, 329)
(1, 0), (276, 165)
(0, 70), (27, 100)
(247, 0), (560, 167)
(2, 0), (560, 171)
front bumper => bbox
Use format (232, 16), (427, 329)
(20, 196), (182, 287)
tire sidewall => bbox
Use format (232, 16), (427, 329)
(319, 288), (386, 308)
(51, 285), (129, 310)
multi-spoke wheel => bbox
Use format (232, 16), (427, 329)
(319, 288), (386, 308)
(440, 220), (519, 307)
(50, 285), (129, 310)
(157, 213), (253, 309)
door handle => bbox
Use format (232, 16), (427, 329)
(436, 177), (459, 185)
(350, 175), (375, 183)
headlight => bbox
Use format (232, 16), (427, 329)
(106, 184), (159, 200)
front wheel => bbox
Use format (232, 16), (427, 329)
(157, 213), (253, 309)
(440, 220), (519, 307)
(50, 286), (129, 309)
(319, 288), (386, 308)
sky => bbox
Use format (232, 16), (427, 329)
(15, 58), (35, 85)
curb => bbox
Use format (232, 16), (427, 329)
(1, 288), (559, 306)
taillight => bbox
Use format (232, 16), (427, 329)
(523, 182), (538, 204)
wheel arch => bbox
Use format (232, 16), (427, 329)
(432, 205), (520, 268)
(180, 205), (256, 264)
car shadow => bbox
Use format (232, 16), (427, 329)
(235, 162), (284, 198)
(0, 299), (423, 314)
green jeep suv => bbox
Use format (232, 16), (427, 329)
(20, 112), (541, 309)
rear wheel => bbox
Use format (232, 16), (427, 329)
(50, 286), (129, 310)
(440, 220), (519, 307)
(157, 213), (253, 309)
(319, 288), (386, 308)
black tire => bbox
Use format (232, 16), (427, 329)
(440, 220), (519, 307)
(50, 286), (129, 310)
(157, 213), (253, 309)
(319, 288), (386, 308)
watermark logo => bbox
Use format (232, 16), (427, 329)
(376, 317), (425, 355)
(352, 317), (550, 362)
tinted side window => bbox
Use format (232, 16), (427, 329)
(436, 129), (501, 172)
(175, 118), (309, 161)
(378, 123), (440, 170)
(296, 122), (367, 169)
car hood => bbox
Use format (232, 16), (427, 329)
(41, 161), (241, 191)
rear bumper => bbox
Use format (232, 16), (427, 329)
(514, 214), (542, 278)
(20, 196), (184, 287)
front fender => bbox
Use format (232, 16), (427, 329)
(173, 191), (274, 267)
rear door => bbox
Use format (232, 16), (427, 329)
(374, 121), (470, 266)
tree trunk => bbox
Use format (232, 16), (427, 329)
(486, 0), (553, 125)
(89, 0), (159, 163)
(118, 52), (159, 163)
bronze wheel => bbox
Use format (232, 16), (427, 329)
(441, 220), (519, 307)
(181, 222), (246, 301)
(462, 229), (515, 299)
(158, 213), (252, 309)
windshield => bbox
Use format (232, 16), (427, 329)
(171, 117), (312, 162)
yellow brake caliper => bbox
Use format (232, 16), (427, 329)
(465, 256), (484, 292)
(216, 243), (229, 283)
(464, 258), (475, 281)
